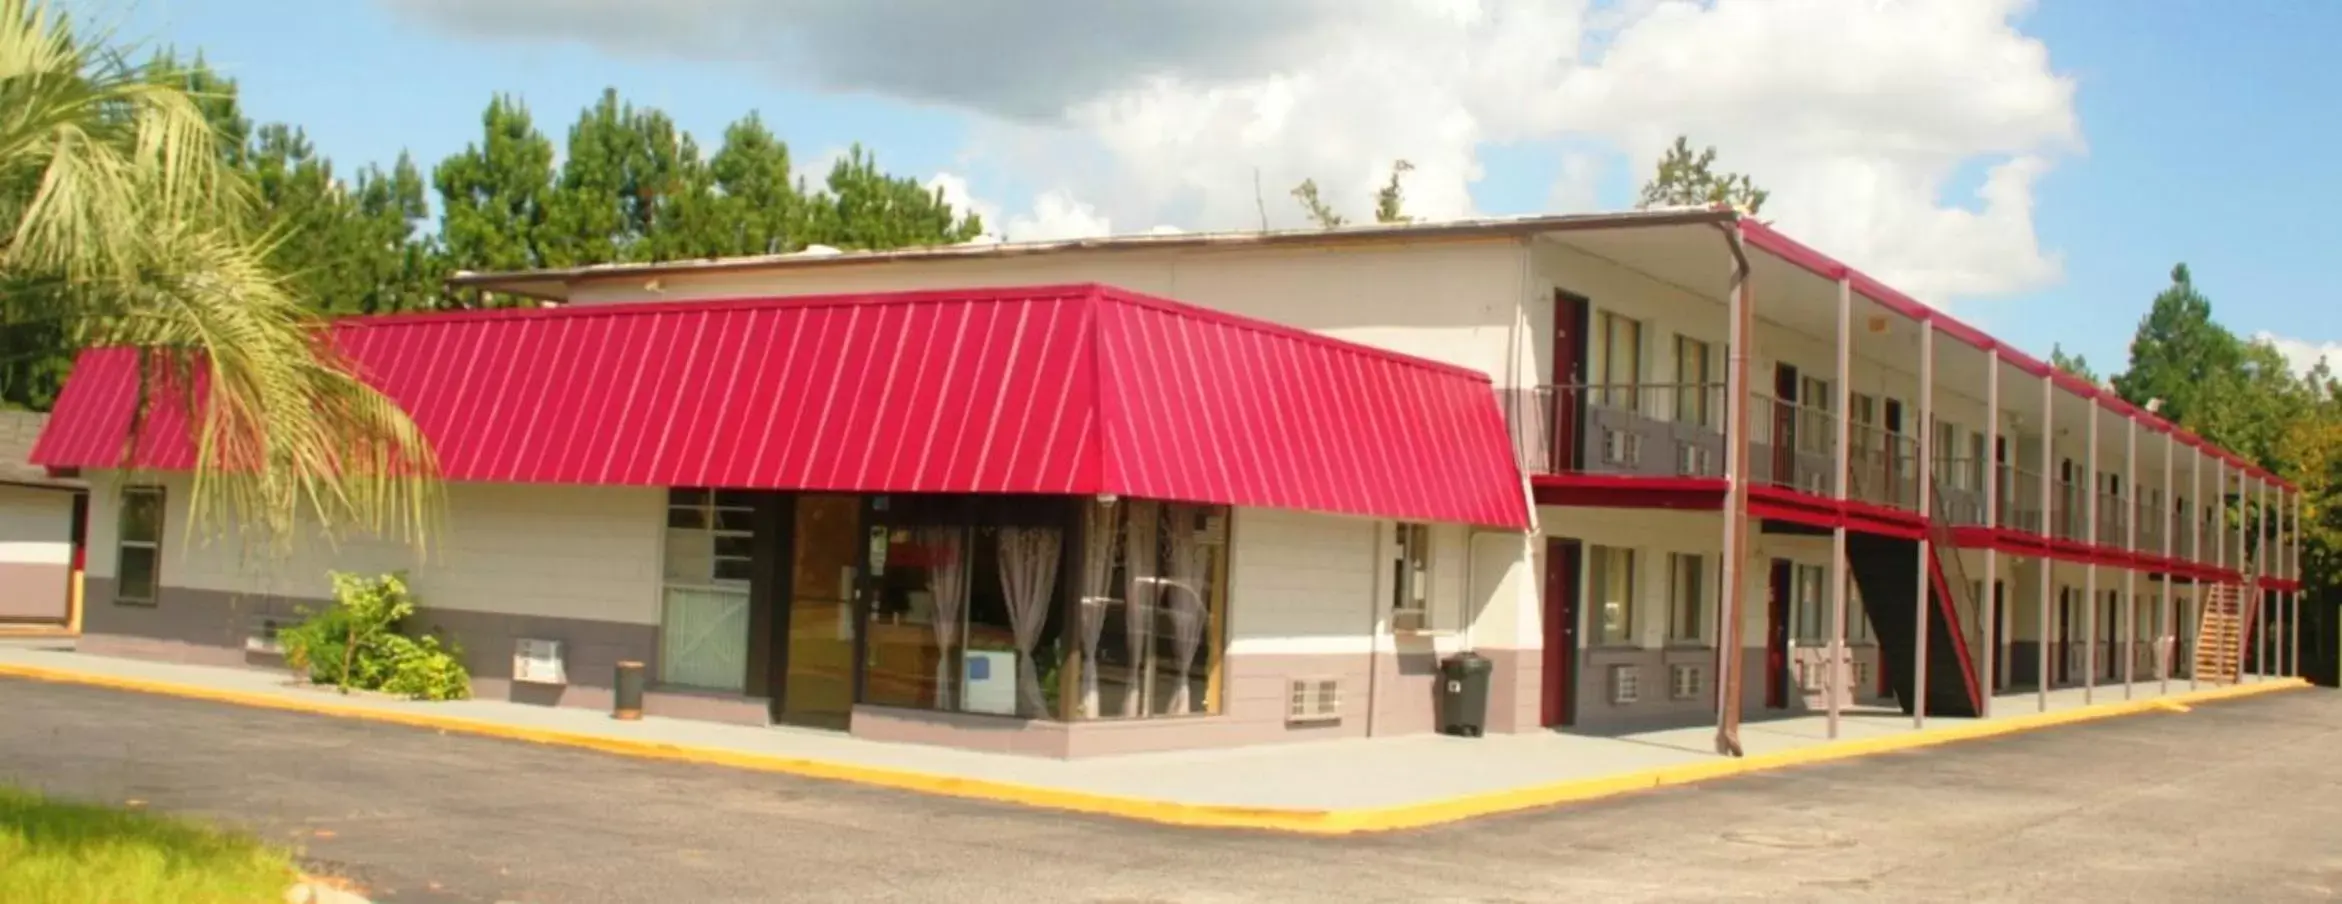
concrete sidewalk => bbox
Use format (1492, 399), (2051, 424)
(0, 641), (2305, 833)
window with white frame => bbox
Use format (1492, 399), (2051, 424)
(1391, 522), (1431, 632)
(660, 488), (755, 692)
(1673, 335), (1714, 427)
(1666, 553), (1705, 644)
(1792, 563), (1828, 643)
(1932, 419), (1962, 486)
(1596, 311), (1644, 411)
(1797, 375), (1833, 454)
(115, 486), (164, 606)
(1589, 545), (1637, 646)
(1847, 575), (1872, 643)
(1967, 432), (1988, 493)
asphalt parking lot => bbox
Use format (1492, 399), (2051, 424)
(2, 676), (2337, 903)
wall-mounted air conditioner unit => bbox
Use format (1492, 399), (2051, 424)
(1286, 676), (1341, 724)
(513, 638), (567, 685)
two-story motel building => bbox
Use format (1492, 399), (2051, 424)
(33, 207), (2305, 757)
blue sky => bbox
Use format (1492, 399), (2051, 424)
(104, 0), (2342, 374)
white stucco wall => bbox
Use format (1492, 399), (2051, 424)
(1224, 506), (1493, 657)
(0, 484), (73, 567)
(81, 472), (666, 626)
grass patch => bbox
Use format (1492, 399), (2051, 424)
(0, 786), (297, 903)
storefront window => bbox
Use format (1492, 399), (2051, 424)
(859, 496), (1071, 720)
(1075, 500), (1229, 720)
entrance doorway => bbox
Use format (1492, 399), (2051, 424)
(1771, 366), (1798, 486)
(1550, 291), (1590, 473)
(1766, 559), (1792, 709)
(774, 493), (866, 730)
(1541, 538), (1584, 728)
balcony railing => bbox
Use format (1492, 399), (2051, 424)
(1520, 382), (1730, 479)
(1752, 392), (1842, 497)
(1997, 465), (2047, 534)
(1510, 383), (2258, 568)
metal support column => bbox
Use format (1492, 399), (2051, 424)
(1828, 276), (1852, 739)
(1914, 319), (1935, 729)
(2190, 448), (2204, 691)
(2123, 418), (2137, 698)
(2037, 374), (2055, 712)
(2159, 426), (2174, 695)
(1715, 224), (1753, 757)
(1983, 349), (2001, 714)
(2084, 406), (2099, 704)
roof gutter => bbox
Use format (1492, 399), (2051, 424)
(443, 208), (1741, 301)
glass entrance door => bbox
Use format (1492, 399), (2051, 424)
(780, 494), (863, 729)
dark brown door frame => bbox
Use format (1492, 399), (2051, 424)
(749, 493), (795, 722)
(1541, 538), (1584, 728)
(1771, 366), (1799, 486)
(1765, 559), (1793, 709)
(1551, 291), (1591, 473)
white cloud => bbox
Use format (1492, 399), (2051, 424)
(2253, 332), (2342, 377)
(392, 0), (2083, 304)
(928, 172), (1115, 243)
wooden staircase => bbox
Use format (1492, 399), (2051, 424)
(2192, 582), (2259, 684)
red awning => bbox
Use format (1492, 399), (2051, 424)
(35, 284), (1530, 529)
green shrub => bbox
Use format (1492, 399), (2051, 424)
(278, 571), (471, 701)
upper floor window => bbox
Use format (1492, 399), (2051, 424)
(1596, 312), (1644, 410)
(1672, 335), (1713, 427)
(115, 486), (164, 606)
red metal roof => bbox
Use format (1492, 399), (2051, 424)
(35, 284), (1530, 529)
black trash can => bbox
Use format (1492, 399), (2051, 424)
(1439, 652), (1493, 737)
(613, 660), (646, 721)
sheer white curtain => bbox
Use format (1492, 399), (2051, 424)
(919, 527), (968, 710)
(1165, 505), (1209, 713)
(996, 525), (1062, 718)
(1078, 501), (1120, 718)
(1121, 501), (1160, 717)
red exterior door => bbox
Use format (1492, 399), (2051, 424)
(1766, 559), (1793, 708)
(1550, 291), (1590, 473)
(1541, 538), (1584, 728)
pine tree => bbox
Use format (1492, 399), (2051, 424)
(435, 95), (556, 274)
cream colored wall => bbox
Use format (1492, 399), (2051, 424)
(83, 471), (666, 625)
(1226, 507), (1506, 657)
(1530, 506), (1881, 652)
(567, 239), (1543, 389)
(0, 485), (74, 566)
(1530, 241), (1998, 451)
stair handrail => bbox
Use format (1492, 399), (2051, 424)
(1924, 476), (1988, 705)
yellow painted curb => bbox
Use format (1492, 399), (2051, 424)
(0, 661), (2309, 836)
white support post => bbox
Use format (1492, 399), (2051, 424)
(2160, 428), (2174, 695)
(2125, 423), (2140, 693)
(1914, 319), (1935, 729)
(2190, 447), (2204, 691)
(2291, 488), (2302, 677)
(1983, 349), (2001, 714)
(2037, 374), (2055, 712)
(2258, 478), (2270, 681)
(1714, 225), (1752, 757)
(2237, 469), (2250, 681)
(2084, 407), (2099, 703)
(1828, 277), (1852, 739)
